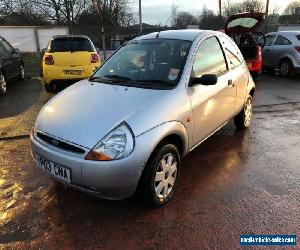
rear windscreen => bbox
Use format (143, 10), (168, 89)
(48, 38), (95, 52)
(227, 18), (258, 29)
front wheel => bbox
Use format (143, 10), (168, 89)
(137, 144), (181, 206)
(18, 64), (25, 81)
(234, 96), (253, 129)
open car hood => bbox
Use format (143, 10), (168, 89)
(225, 12), (265, 34)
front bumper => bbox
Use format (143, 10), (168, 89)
(30, 131), (152, 200)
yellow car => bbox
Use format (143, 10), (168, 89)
(43, 35), (101, 92)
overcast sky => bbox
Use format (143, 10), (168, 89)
(132, 0), (294, 25)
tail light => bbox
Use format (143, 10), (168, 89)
(91, 53), (100, 63)
(44, 55), (54, 65)
(294, 46), (300, 53)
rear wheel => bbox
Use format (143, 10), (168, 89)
(18, 64), (25, 81)
(234, 96), (253, 129)
(44, 82), (55, 93)
(137, 144), (181, 206)
(0, 71), (7, 96)
(279, 59), (294, 77)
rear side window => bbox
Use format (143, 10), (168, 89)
(48, 37), (95, 53)
(221, 36), (243, 69)
(275, 35), (292, 45)
(297, 35), (300, 41)
(192, 36), (228, 78)
(265, 35), (277, 46)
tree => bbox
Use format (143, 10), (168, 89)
(0, 0), (14, 25)
(32, 0), (89, 28)
(173, 11), (198, 29)
(0, 0), (49, 25)
(284, 1), (300, 15)
(224, 0), (264, 16)
(198, 6), (225, 30)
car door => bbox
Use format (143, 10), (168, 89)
(188, 36), (237, 147)
(269, 35), (293, 66)
(262, 34), (277, 66)
(220, 35), (248, 113)
(0, 38), (14, 78)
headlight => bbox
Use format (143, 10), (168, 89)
(85, 123), (134, 161)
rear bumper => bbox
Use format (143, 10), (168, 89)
(43, 63), (100, 84)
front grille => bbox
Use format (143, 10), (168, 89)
(37, 132), (85, 154)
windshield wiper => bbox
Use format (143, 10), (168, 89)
(135, 79), (174, 86)
(89, 76), (112, 82)
(103, 75), (133, 82)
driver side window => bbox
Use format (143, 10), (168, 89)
(192, 36), (227, 78)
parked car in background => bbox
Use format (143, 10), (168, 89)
(0, 36), (25, 95)
(42, 35), (101, 92)
(225, 12), (265, 79)
(261, 31), (300, 77)
(31, 30), (255, 206)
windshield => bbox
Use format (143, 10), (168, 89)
(48, 37), (95, 52)
(92, 39), (192, 89)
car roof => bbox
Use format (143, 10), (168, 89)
(268, 31), (300, 36)
(267, 31), (300, 42)
(134, 29), (219, 41)
(51, 35), (91, 40)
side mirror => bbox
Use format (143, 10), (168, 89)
(189, 74), (218, 86)
(12, 48), (20, 54)
(96, 47), (100, 54)
(41, 48), (47, 53)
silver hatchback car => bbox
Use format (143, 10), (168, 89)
(262, 31), (300, 76)
(30, 30), (255, 206)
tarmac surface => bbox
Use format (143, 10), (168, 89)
(0, 74), (300, 249)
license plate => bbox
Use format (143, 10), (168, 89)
(64, 70), (83, 75)
(35, 154), (71, 183)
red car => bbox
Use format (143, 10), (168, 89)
(225, 12), (265, 79)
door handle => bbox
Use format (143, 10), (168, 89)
(228, 79), (234, 87)
(265, 49), (271, 52)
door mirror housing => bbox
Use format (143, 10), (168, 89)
(189, 74), (218, 86)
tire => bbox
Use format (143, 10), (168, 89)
(251, 73), (259, 80)
(137, 144), (181, 206)
(44, 82), (55, 93)
(0, 71), (7, 96)
(18, 64), (25, 81)
(279, 59), (294, 77)
(234, 95), (253, 129)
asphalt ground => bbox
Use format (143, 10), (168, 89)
(0, 73), (300, 249)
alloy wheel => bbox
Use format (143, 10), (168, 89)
(0, 73), (7, 94)
(20, 65), (25, 79)
(244, 98), (252, 127)
(154, 153), (178, 199)
(280, 61), (290, 76)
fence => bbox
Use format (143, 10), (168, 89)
(0, 26), (69, 76)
